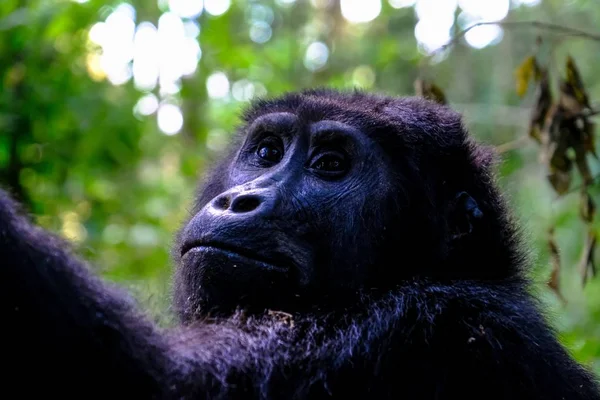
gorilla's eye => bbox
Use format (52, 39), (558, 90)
(256, 137), (283, 164)
(309, 151), (348, 177)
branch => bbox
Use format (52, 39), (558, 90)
(426, 21), (600, 61)
(452, 103), (530, 127)
(495, 136), (531, 154)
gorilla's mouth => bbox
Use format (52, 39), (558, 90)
(181, 241), (289, 272)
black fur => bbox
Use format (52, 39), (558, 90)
(1, 89), (598, 399)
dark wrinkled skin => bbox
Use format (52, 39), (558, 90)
(1, 89), (599, 399)
(175, 112), (395, 319)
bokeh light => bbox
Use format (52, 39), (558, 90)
(89, 4), (136, 85)
(128, 224), (160, 246)
(413, 0), (456, 54)
(414, 19), (452, 54)
(231, 80), (267, 102)
(340, 0), (382, 23)
(250, 21), (272, 43)
(411, 0), (516, 53)
(304, 41), (329, 71)
(206, 72), (230, 99)
(388, 0), (416, 8)
(88, 4), (202, 96)
(249, 4), (275, 24)
(514, 0), (541, 6)
(459, 0), (509, 20)
(183, 20), (201, 38)
(85, 0), (544, 133)
(134, 94), (159, 116)
(352, 65), (376, 88)
(415, 0), (457, 22)
(133, 22), (159, 91)
(206, 129), (230, 152)
(168, 0), (203, 18)
(464, 24), (504, 49)
(204, 0), (231, 16)
(157, 103), (184, 135)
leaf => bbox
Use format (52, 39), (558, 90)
(539, 106), (562, 161)
(528, 69), (552, 143)
(514, 56), (540, 97)
(548, 168), (572, 195)
(579, 229), (597, 285)
(545, 118), (571, 173)
(565, 55), (590, 109)
(573, 136), (593, 185)
(547, 227), (564, 302)
(414, 78), (447, 105)
(544, 135), (573, 192)
(428, 84), (447, 105)
(540, 96), (593, 194)
(558, 56), (591, 118)
(582, 119), (597, 158)
(559, 81), (585, 116)
(579, 190), (596, 223)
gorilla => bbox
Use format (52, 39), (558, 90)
(1, 89), (599, 399)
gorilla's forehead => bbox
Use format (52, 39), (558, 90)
(245, 111), (363, 141)
(243, 89), (392, 127)
(241, 89), (467, 146)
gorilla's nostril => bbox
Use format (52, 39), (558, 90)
(214, 195), (231, 210)
(230, 195), (262, 213)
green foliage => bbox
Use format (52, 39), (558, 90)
(0, 0), (598, 373)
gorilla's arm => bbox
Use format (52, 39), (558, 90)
(0, 189), (289, 398)
(0, 190), (182, 397)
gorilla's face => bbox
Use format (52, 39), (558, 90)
(178, 112), (395, 316)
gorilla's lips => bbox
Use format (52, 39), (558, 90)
(180, 241), (294, 313)
(181, 240), (289, 273)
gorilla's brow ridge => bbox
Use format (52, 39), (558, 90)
(246, 112), (364, 145)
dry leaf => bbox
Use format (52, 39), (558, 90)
(571, 127), (594, 185)
(579, 190), (596, 223)
(547, 227), (564, 301)
(565, 55), (590, 109)
(540, 106), (569, 167)
(518, 55), (598, 289)
(414, 78), (447, 104)
(579, 229), (597, 285)
(548, 168), (572, 195)
(529, 69), (552, 143)
(559, 82), (585, 117)
(582, 119), (597, 158)
(545, 119), (572, 173)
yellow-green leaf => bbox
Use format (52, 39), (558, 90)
(514, 56), (538, 97)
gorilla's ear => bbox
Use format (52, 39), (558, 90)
(449, 191), (483, 241)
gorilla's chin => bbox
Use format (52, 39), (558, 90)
(182, 246), (293, 315)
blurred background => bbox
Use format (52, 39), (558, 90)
(0, 0), (599, 372)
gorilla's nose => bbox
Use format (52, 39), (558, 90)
(180, 189), (280, 258)
(211, 190), (274, 216)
